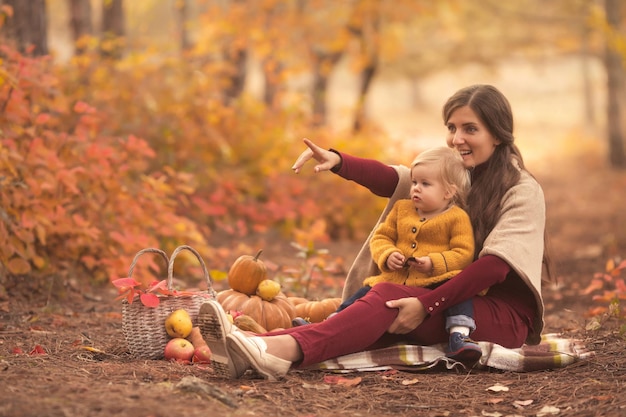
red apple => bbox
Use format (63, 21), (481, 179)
(164, 338), (194, 363)
(192, 345), (212, 364)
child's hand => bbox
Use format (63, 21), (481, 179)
(386, 252), (405, 270)
(406, 256), (433, 274)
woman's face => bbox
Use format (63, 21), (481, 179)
(445, 106), (501, 168)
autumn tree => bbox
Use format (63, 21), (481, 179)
(176, 0), (191, 52)
(257, 2), (287, 108)
(68, 0), (93, 55)
(189, 0), (249, 104)
(262, 0), (352, 121)
(348, 0), (382, 132)
(222, 0), (248, 104)
(101, 0), (125, 58)
(603, 0), (626, 169)
(2, 0), (48, 56)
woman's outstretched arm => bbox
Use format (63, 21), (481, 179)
(292, 138), (399, 197)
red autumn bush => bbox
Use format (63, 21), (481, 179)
(0, 44), (209, 285)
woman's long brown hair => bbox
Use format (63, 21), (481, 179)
(442, 85), (553, 281)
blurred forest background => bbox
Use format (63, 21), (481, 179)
(0, 0), (625, 297)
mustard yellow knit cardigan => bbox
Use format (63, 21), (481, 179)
(363, 203), (474, 288)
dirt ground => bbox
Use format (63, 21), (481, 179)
(2, 150), (626, 417)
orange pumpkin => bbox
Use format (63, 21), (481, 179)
(292, 298), (342, 323)
(217, 289), (295, 330)
(227, 250), (267, 295)
(287, 296), (309, 306)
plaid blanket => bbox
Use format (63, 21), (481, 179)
(309, 334), (594, 373)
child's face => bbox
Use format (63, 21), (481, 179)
(410, 164), (453, 216)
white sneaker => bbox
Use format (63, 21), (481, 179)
(226, 331), (291, 381)
(197, 300), (250, 379)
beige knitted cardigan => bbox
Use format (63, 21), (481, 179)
(341, 164), (546, 345)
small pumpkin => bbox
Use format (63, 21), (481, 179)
(227, 250), (267, 296)
(292, 298), (342, 323)
(287, 296), (309, 306)
(217, 289), (296, 330)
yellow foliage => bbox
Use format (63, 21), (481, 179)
(0, 16), (395, 289)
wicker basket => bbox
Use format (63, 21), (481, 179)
(121, 245), (217, 359)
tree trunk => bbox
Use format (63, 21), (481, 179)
(3, 0), (48, 56)
(101, 0), (125, 58)
(310, 50), (343, 127)
(579, 2), (595, 130)
(102, 0), (124, 37)
(604, 0), (626, 169)
(260, 4), (283, 109)
(176, 0), (191, 53)
(349, 0), (381, 133)
(68, 0), (93, 55)
(352, 61), (378, 132)
(262, 58), (283, 109)
(223, 47), (247, 103)
(219, 0), (247, 104)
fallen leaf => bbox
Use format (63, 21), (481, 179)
(81, 346), (105, 354)
(480, 411), (502, 416)
(486, 383), (509, 392)
(536, 405), (560, 416)
(302, 382), (330, 390)
(585, 317), (601, 331)
(591, 395), (613, 401)
(29, 345), (46, 355)
(323, 375), (362, 387)
(486, 398), (504, 404)
(513, 399), (534, 408)
(7, 257), (31, 275)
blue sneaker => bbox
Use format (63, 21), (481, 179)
(291, 317), (311, 327)
(446, 332), (482, 365)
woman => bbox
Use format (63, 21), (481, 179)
(198, 84), (550, 381)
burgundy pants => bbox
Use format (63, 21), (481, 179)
(269, 282), (529, 368)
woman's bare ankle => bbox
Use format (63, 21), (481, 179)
(264, 335), (302, 362)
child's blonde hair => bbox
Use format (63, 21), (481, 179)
(411, 147), (470, 209)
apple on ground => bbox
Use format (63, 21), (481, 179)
(192, 345), (212, 364)
(164, 338), (194, 363)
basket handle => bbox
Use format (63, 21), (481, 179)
(128, 248), (169, 278)
(167, 245), (214, 291)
